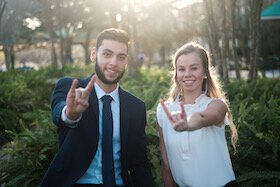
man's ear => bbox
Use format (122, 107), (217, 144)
(90, 47), (97, 62)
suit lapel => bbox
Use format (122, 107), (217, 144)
(89, 87), (99, 120)
(80, 76), (99, 120)
(119, 88), (129, 155)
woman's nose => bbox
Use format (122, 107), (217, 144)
(184, 69), (191, 76)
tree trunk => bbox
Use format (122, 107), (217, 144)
(3, 46), (11, 70)
(109, 0), (118, 27)
(65, 37), (73, 64)
(248, 0), (263, 81)
(132, 20), (140, 68)
(84, 28), (92, 65)
(50, 41), (58, 68)
(221, 0), (229, 82)
(160, 46), (166, 66)
(204, 0), (224, 78)
(55, 0), (66, 67)
(0, 0), (7, 25)
(127, 0), (140, 74)
(47, 20), (58, 68)
(40, 0), (58, 68)
(206, 28), (216, 66)
(3, 45), (15, 71)
(230, 0), (241, 80)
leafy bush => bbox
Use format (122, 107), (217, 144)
(0, 72), (32, 145)
(224, 79), (280, 186)
(0, 70), (56, 146)
(0, 110), (57, 187)
(121, 66), (170, 110)
(0, 66), (279, 186)
(0, 65), (92, 146)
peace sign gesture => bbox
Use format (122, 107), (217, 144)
(160, 99), (188, 131)
(66, 75), (96, 120)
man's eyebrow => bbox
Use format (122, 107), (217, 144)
(102, 49), (113, 53)
(102, 49), (127, 56)
(119, 53), (128, 56)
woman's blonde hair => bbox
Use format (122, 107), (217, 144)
(168, 42), (238, 151)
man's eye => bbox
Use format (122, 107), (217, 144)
(103, 52), (111, 57)
(118, 55), (127, 61)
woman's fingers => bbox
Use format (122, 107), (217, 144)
(160, 99), (184, 123)
(160, 99), (174, 123)
(180, 102), (188, 130)
(160, 99), (187, 131)
(173, 120), (187, 131)
(180, 102), (186, 120)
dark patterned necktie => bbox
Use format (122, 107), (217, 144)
(101, 95), (115, 187)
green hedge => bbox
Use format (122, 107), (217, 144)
(224, 79), (280, 186)
(0, 66), (279, 186)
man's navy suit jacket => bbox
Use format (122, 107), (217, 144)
(40, 75), (154, 187)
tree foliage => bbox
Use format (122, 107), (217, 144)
(0, 0), (278, 78)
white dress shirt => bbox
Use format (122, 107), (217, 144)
(62, 82), (123, 185)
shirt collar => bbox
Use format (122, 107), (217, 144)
(94, 82), (119, 103)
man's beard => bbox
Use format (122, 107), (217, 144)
(95, 59), (125, 85)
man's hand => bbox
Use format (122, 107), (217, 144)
(66, 75), (96, 120)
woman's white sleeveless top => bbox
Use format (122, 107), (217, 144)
(156, 94), (235, 187)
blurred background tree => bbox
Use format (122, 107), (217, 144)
(0, 0), (279, 79)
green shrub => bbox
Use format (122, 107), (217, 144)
(0, 70), (56, 146)
(0, 110), (57, 187)
(121, 66), (170, 110)
(222, 78), (280, 186)
(0, 66), (279, 186)
(0, 72), (32, 145)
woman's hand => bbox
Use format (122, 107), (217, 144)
(161, 98), (228, 131)
(160, 99), (188, 131)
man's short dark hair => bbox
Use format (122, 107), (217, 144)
(96, 28), (130, 51)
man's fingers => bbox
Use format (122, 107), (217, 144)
(76, 98), (89, 108)
(75, 89), (82, 98)
(160, 99), (174, 122)
(85, 75), (96, 94)
(69, 79), (78, 93)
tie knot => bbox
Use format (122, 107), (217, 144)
(101, 95), (113, 104)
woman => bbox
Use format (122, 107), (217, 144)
(156, 42), (238, 187)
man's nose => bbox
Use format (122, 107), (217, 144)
(109, 55), (118, 65)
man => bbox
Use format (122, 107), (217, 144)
(41, 28), (154, 187)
